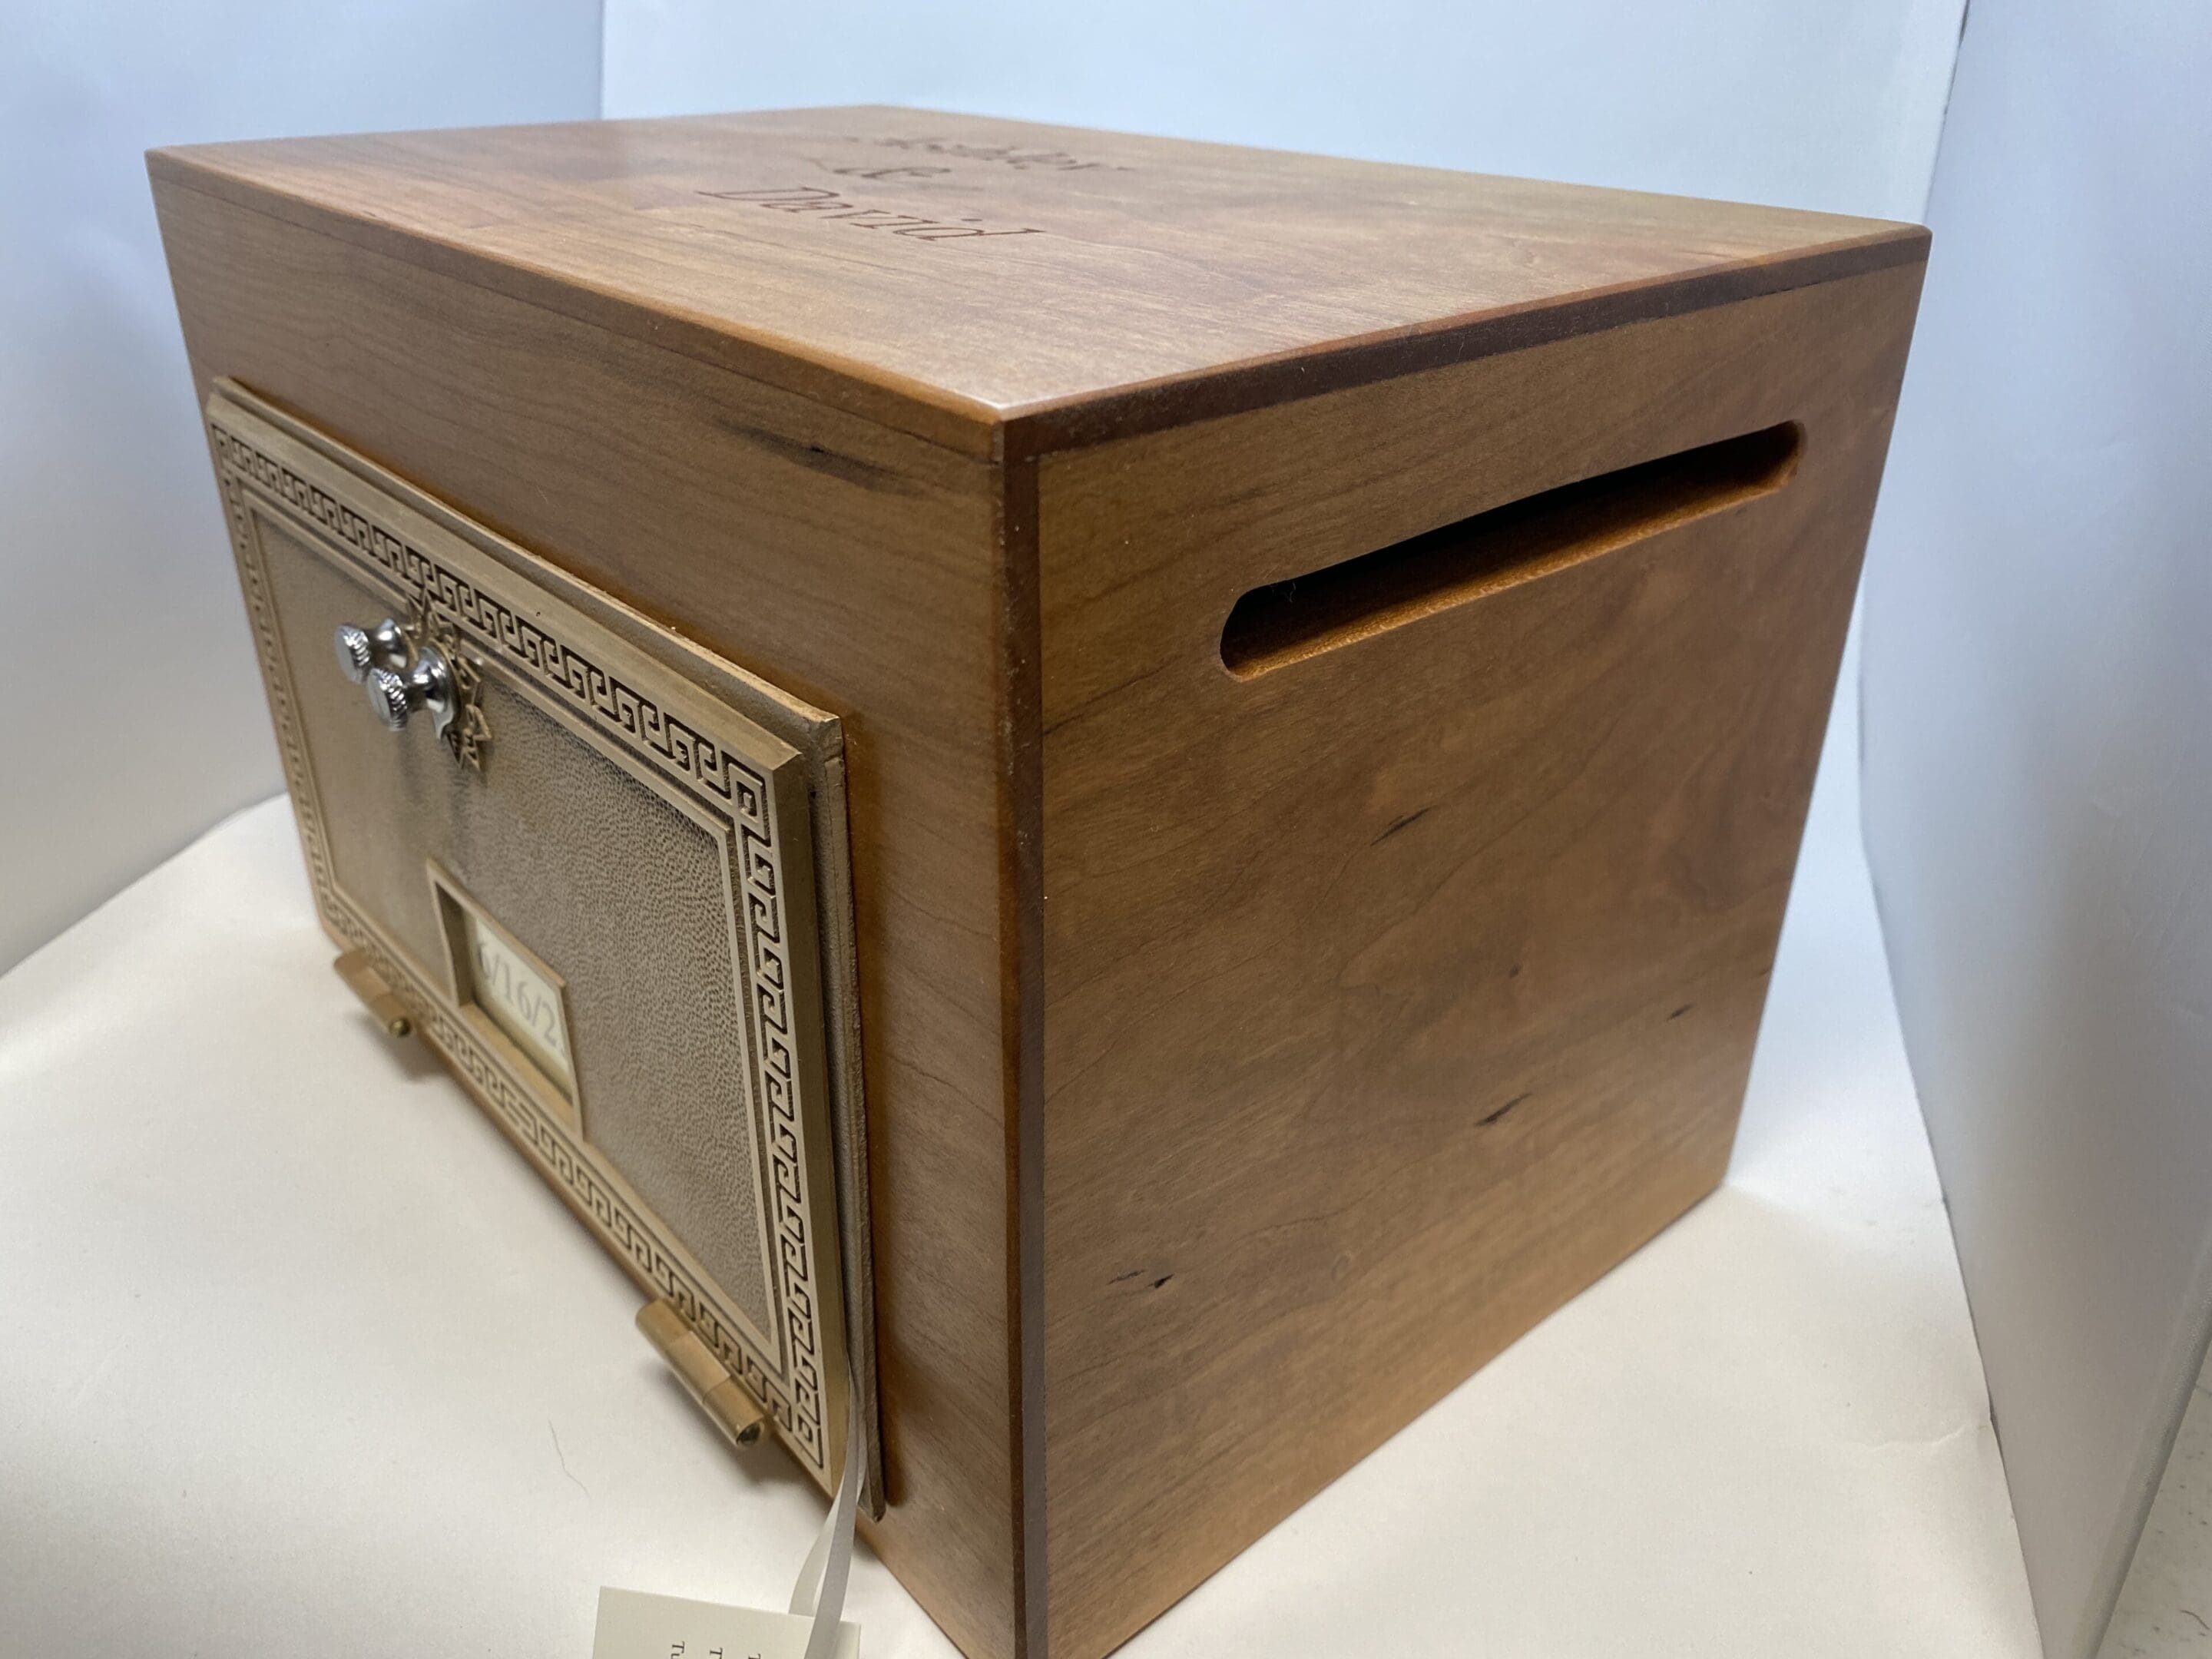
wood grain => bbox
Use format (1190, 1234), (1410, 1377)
(153, 177), (1029, 1659)
(151, 108), (1929, 1659)
(1033, 263), (1924, 1657)
(147, 107), (1923, 455)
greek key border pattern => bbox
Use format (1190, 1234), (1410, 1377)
(343, 912), (807, 1439)
(214, 429), (758, 810)
(211, 414), (830, 1472)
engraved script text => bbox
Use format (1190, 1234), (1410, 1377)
(697, 184), (1041, 241)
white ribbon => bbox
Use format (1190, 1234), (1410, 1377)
(788, 1386), (866, 1659)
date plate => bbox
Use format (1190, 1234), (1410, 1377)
(434, 867), (578, 1107)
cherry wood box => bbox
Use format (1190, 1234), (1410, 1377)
(151, 108), (1926, 1659)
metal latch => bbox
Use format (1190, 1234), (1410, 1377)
(333, 608), (488, 770)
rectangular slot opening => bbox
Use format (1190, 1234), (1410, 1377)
(1218, 422), (1802, 679)
(429, 863), (580, 1123)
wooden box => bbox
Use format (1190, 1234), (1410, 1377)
(150, 108), (1926, 1659)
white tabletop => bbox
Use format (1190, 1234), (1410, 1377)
(0, 790), (2038, 1657)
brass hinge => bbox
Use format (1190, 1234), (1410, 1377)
(334, 949), (413, 1038)
(636, 1298), (772, 1449)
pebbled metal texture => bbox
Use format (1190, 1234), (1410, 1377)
(270, 528), (776, 1331)
(207, 384), (876, 1505)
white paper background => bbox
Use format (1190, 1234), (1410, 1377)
(1860, 0), (2212, 1651)
(0, 0), (601, 976)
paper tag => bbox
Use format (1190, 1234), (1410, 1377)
(602, 1335), (865, 1659)
(593, 1588), (860, 1659)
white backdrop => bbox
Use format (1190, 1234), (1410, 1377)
(1861, 1), (2212, 1653)
(604, 0), (1963, 217)
(39, 4), (2191, 1657)
(0, 1), (602, 975)
(15, 5), (2210, 1654)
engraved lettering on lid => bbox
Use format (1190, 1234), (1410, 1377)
(697, 184), (1041, 241)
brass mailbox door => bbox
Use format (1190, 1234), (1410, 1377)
(206, 383), (875, 1502)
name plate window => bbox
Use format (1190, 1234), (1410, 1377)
(432, 867), (578, 1111)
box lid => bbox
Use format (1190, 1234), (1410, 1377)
(149, 106), (1925, 458)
